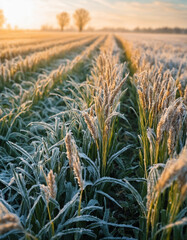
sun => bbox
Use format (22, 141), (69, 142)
(0, 0), (34, 29)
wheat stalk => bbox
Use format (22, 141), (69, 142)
(0, 202), (22, 234)
(83, 112), (99, 149)
(156, 145), (187, 192)
(65, 132), (84, 215)
(40, 169), (57, 203)
(65, 132), (73, 168)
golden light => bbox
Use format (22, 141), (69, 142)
(0, 0), (34, 29)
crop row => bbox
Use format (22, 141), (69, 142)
(0, 35), (137, 240)
(0, 34), (92, 62)
(117, 34), (187, 240)
(0, 34), (186, 240)
(0, 32), (78, 49)
(0, 35), (106, 136)
(0, 35), (97, 90)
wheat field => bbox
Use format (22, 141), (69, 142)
(0, 31), (186, 240)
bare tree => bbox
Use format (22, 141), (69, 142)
(0, 10), (5, 29)
(73, 8), (90, 32)
(57, 12), (70, 31)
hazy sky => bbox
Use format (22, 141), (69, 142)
(0, 0), (187, 29)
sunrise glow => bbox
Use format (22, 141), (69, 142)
(0, 0), (186, 30)
(0, 0), (34, 29)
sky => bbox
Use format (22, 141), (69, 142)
(0, 0), (186, 30)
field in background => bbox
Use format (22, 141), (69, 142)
(0, 30), (86, 40)
(0, 31), (186, 240)
(121, 32), (187, 43)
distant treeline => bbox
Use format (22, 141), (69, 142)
(98, 27), (187, 34)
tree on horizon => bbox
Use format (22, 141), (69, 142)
(0, 9), (5, 29)
(57, 12), (70, 31)
(73, 8), (90, 32)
